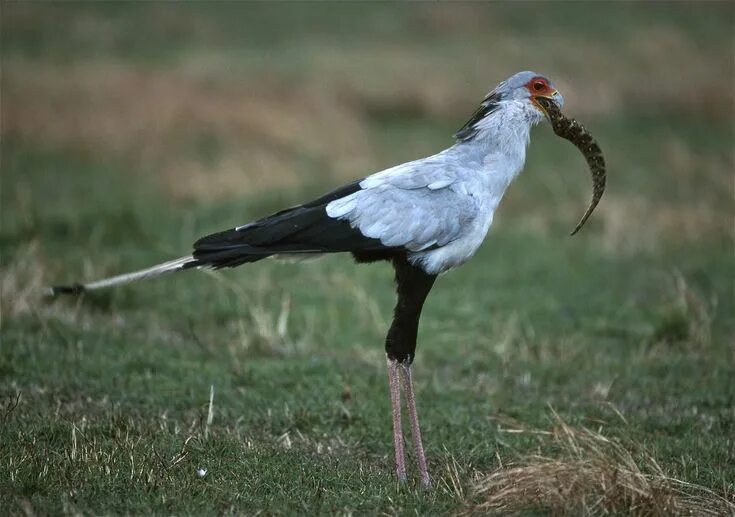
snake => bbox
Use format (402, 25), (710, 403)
(537, 96), (606, 236)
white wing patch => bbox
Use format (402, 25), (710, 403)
(325, 195), (357, 218)
(427, 179), (454, 190)
(326, 161), (477, 253)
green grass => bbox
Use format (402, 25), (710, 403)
(2, 3), (734, 514)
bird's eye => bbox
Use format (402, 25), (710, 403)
(533, 81), (545, 91)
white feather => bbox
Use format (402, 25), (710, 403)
(325, 196), (357, 218)
(49, 256), (196, 294)
(427, 179), (453, 190)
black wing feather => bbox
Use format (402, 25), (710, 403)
(454, 91), (501, 142)
(193, 180), (395, 269)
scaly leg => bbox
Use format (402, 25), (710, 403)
(387, 357), (407, 482)
(400, 363), (430, 488)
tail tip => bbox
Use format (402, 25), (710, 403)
(45, 284), (85, 297)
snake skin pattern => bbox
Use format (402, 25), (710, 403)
(537, 96), (606, 235)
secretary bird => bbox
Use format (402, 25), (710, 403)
(50, 71), (606, 488)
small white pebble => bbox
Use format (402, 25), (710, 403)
(196, 468), (207, 478)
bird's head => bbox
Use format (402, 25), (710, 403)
(455, 71), (564, 141)
(498, 71), (564, 117)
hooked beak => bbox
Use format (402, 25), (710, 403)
(533, 90), (564, 120)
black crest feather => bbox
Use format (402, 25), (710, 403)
(454, 91), (502, 142)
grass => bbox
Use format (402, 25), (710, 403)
(466, 411), (733, 516)
(1, 2), (734, 515)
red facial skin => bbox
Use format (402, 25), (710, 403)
(526, 76), (555, 96)
(526, 76), (557, 115)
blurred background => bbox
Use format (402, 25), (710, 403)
(4, 3), (732, 224)
(1, 2), (733, 514)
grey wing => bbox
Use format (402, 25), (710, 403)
(326, 166), (478, 252)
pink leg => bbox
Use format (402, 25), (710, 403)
(400, 363), (430, 488)
(387, 358), (407, 482)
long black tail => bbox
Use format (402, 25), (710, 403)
(49, 180), (390, 296)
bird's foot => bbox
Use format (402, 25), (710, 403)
(399, 362), (431, 489)
(387, 357), (432, 489)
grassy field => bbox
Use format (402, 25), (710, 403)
(2, 3), (734, 515)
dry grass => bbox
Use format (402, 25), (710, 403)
(463, 412), (734, 516)
(0, 242), (101, 325)
(0, 242), (56, 328)
(0, 241), (130, 331)
(3, 63), (373, 201)
(650, 271), (718, 349)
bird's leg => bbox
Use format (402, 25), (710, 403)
(399, 362), (430, 488)
(385, 257), (437, 486)
(386, 357), (407, 482)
